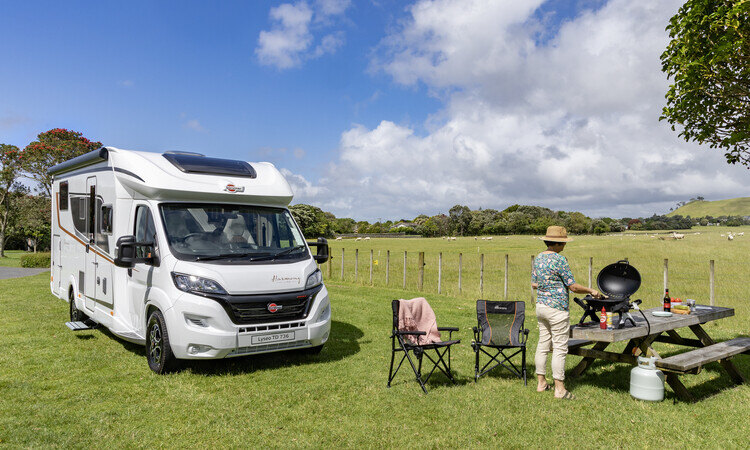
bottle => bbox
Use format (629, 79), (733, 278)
(663, 289), (671, 312)
(600, 307), (607, 329)
(606, 312), (614, 330)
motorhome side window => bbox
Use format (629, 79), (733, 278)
(70, 196), (88, 234)
(134, 206), (157, 258)
(100, 204), (113, 234)
(59, 182), (68, 210)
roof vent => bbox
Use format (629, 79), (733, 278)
(162, 152), (257, 178)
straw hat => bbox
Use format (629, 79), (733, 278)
(542, 226), (572, 243)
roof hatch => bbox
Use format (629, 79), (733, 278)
(163, 152), (257, 178)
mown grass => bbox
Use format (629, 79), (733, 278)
(0, 250), (28, 267)
(1, 268), (749, 448)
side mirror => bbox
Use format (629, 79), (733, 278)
(114, 235), (158, 268)
(308, 237), (329, 263)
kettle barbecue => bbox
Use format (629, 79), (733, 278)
(574, 260), (642, 329)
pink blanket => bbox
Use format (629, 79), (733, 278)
(398, 297), (442, 345)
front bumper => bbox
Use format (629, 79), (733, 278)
(163, 285), (331, 359)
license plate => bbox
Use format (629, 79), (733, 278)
(251, 331), (296, 345)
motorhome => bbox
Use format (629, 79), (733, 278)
(49, 147), (331, 373)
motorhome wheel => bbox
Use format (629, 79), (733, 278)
(69, 290), (88, 322)
(146, 310), (178, 374)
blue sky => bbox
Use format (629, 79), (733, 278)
(1, 0), (747, 221)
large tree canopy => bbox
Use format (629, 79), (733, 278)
(661, 0), (750, 166)
(22, 128), (102, 196)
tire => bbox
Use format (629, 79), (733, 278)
(146, 309), (178, 374)
(300, 344), (325, 355)
(69, 290), (88, 322)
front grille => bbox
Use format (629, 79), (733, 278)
(206, 285), (322, 325)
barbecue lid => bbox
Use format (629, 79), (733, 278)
(597, 260), (641, 298)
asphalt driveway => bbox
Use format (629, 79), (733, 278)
(0, 267), (49, 280)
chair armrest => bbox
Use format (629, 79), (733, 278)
(395, 330), (426, 336)
(438, 327), (459, 332)
(521, 328), (530, 344)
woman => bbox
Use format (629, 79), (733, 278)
(531, 226), (602, 399)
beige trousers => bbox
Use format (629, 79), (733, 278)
(534, 303), (570, 381)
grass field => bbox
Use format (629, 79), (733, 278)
(0, 250), (27, 267)
(1, 228), (749, 447)
(668, 197), (750, 217)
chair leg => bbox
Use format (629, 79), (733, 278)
(522, 346), (527, 386)
(416, 352), (427, 393)
(474, 346), (480, 382)
(388, 340), (396, 387)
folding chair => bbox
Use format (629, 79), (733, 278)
(471, 300), (529, 384)
(388, 299), (460, 393)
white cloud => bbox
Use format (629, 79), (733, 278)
(286, 0), (750, 220)
(184, 119), (207, 132)
(256, 1), (351, 69)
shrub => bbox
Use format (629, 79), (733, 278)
(20, 252), (51, 268)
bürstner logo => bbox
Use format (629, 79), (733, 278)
(224, 184), (245, 193)
(267, 303), (282, 313)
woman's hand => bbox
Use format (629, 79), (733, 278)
(591, 289), (606, 299)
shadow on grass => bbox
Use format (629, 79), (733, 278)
(568, 349), (750, 402)
(101, 320), (364, 375)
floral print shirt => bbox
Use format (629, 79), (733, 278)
(532, 252), (576, 311)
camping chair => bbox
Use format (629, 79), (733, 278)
(388, 299), (460, 393)
(471, 300), (529, 384)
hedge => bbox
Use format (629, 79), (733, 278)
(20, 252), (51, 268)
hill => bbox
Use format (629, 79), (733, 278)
(668, 197), (750, 217)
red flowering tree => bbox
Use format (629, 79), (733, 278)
(0, 145), (22, 257)
(22, 129), (102, 197)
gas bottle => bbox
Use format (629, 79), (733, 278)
(630, 356), (665, 401)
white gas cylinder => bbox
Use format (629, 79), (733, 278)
(630, 356), (665, 401)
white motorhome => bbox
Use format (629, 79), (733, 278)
(49, 147), (331, 373)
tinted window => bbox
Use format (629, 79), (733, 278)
(71, 196), (87, 234)
(163, 153), (256, 178)
(59, 182), (68, 210)
(134, 206), (157, 259)
(100, 204), (113, 234)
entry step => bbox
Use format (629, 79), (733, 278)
(65, 321), (95, 331)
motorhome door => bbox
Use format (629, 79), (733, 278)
(84, 177), (97, 312)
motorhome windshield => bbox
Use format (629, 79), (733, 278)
(159, 204), (308, 263)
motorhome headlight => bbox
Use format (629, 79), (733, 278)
(172, 272), (227, 295)
(305, 269), (323, 289)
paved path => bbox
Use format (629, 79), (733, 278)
(0, 267), (49, 280)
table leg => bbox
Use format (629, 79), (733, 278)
(689, 325), (746, 384)
(570, 342), (609, 378)
(666, 373), (694, 402)
(634, 333), (662, 358)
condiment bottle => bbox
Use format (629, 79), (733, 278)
(663, 289), (671, 312)
(600, 307), (607, 329)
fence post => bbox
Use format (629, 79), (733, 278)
(355, 249), (359, 282)
(458, 253), (463, 293)
(663, 258), (668, 292)
(438, 252), (442, 294)
(369, 249), (373, 284)
(709, 259), (715, 306)
(418, 252), (425, 291)
(530, 255), (535, 303)
(479, 253), (484, 297)
(504, 254), (509, 301)
(327, 253), (332, 279)
(340, 248), (344, 279)
(588, 257), (593, 289)
(403, 251), (407, 289)
(386, 250), (390, 286)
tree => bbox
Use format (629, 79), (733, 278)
(0, 145), (22, 257)
(14, 193), (51, 252)
(288, 204), (331, 238)
(22, 128), (102, 197)
(661, 0), (750, 166)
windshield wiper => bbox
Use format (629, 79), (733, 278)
(250, 245), (307, 261)
(195, 252), (266, 261)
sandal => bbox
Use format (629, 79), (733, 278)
(556, 391), (576, 400)
(537, 384), (552, 392)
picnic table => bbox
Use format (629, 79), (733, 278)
(568, 305), (749, 401)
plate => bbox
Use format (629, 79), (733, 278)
(251, 331), (295, 345)
(652, 311), (673, 317)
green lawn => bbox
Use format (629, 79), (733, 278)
(0, 250), (28, 267)
(1, 272), (749, 447)
(668, 197), (750, 217)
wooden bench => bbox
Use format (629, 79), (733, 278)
(568, 339), (592, 349)
(655, 337), (750, 374)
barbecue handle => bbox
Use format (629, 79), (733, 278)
(617, 259), (629, 264)
(573, 297), (586, 309)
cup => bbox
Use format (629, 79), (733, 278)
(686, 298), (696, 312)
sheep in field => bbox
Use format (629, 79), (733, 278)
(364, 237), (371, 241)
(355, 237), (362, 241)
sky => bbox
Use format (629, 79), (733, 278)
(1, 0), (748, 221)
